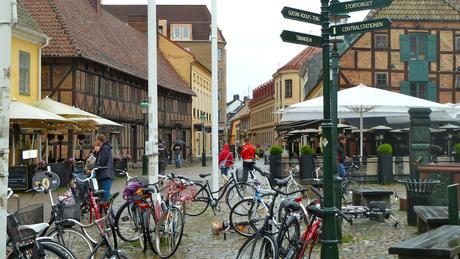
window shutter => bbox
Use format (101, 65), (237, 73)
(427, 35), (437, 62)
(427, 81), (437, 102)
(408, 61), (429, 81)
(399, 35), (410, 62)
(400, 81), (410, 95)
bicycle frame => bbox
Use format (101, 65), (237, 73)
(297, 217), (321, 259)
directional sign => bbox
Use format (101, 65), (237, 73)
(281, 6), (321, 25)
(331, 18), (392, 36)
(280, 30), (323, 47)
(330, 0), (393, 14)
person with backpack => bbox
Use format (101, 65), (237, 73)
(218, 143), (233, 181)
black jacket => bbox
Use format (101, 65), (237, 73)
(337, 143), (346, 164)
(95, 142), (114, 179)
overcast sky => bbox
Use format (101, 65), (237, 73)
(103, 0), (368, 101)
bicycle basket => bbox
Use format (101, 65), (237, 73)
(7, 214), (36, 245)
(171, 184), (196, 203)
(57, 196), (81, 227)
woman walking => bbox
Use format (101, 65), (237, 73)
(218, 143), (234, 182)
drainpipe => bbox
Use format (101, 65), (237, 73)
(38, 36), (49, 100)
(0, 0), (16, 256)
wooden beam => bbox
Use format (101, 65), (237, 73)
(48, 66), (71, 98)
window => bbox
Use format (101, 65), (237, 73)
(158, 26), (164, 34)
(218, 69), (222, 82)
(170, 24), (192, 40)
(375, 72), (388, 88)
(410, 82), (427, 99)
(456, 37), (460, 52)
(218, 48), (223, 61)
(409, 34), (427, 60)
(19, 51), (30, 95)
(193, 108), (196, 117)
(285, 79), (293, 98)
(375, 34), (388, 50)
(456, 75), (460, 89)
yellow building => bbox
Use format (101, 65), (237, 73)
(158, 34), (212, 158)
(9, 1), (48, 167)
(249, 81), (275, 147)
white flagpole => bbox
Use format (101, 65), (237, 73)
(211, 0), (219, 195)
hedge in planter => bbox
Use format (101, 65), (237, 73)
(377, 143), (393, 184)
(299, 145), (315, 179)
(269, 145), (283, 184)
(455, 143), (460, 162)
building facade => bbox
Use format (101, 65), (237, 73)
(23, 0), (195, 162)
(103, 4), (228, 145)
(305, 0), (460, 104)
(249, 81), (275, 147)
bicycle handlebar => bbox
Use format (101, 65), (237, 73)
(75, 167), (107, 182)
(309, 187), (352, 224)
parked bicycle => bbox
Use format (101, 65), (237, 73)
(6, 188), (77, 259)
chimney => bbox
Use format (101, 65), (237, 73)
(233, 94), (240, 101)
(90, 0), (101, 15)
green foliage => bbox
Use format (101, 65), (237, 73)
(269, 145), (283, 156)
(377, 143), (393, 155)
(255, 148), (264, 156)
(455, 143), (460, 154)
(300, 145), (314, 155)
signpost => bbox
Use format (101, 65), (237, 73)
(280, 0), (393, 258)
(332, 18), (391, 36)
(330, 0), (393, 14)
(280, 30), (323, 47)
(281, 7), (321, 25)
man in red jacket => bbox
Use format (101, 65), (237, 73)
(240, 138), (256, 182)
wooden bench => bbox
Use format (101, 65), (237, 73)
(352, 188), (394, 209)
(389, 225), (460, 259)
(414, 206), (449, 233)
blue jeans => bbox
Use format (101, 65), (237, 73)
(98, 178), (113, 201)
(221, 167), (229, 176)
(337, 163), (346, 178)
(175, 153), (181, 168)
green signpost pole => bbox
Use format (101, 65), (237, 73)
(320, 0), (339, 258)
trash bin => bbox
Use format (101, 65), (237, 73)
(398, 179), (440, 226)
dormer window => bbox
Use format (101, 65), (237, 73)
(170, 24), (192, 41)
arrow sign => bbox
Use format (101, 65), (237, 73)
(281, 7), (321, 25)
(331, 18), (391, 36)
(330, 0), (393, 14)
(280, 30), (323, 47)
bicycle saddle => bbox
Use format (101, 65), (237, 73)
(279, 199), (302, 213)
(18, 223), (49, 234)
(274, 178), (289, 187)
(93, 190), (105, 197)
(199, 173), (211, 178)
(306, 204), (324, 219)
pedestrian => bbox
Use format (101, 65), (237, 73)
(172, 142), (182, 168)
(337, 133), (349, 178)
(218, 143), (234, 182)
(94, 134), (114, 201)
(240, 138), (256, 182)
(158, 139), (168, 175)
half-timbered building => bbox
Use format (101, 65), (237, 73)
(22, 0), (195, 161)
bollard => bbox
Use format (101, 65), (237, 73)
(448, 184), (459, 225)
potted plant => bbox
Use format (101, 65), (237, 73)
(377, 143), (393, 184)
(299, 144), (315, 179)
(454, 144), (460, 162)
(269, 145), (283, 184)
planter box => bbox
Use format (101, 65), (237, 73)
(299, 154), (314, 179)
(378, 154), (393, 184)
(269, 154), (282, 185)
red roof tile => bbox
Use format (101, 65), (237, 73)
(21, 0), (194, 96)
(277, 47), (321, 72)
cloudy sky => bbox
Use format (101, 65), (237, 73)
(103, 0), (368, 101)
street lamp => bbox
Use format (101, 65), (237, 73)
(140, 99), (149, 175)
(200, 112), (206, 167)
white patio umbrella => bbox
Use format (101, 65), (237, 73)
(33, 96), (98, 118)
(281, 84), (455, 158)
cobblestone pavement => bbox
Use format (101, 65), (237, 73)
(12, 160), (417, 258)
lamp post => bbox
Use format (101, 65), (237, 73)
(141, 99), (149, 175)
(200, 112), (206, 167)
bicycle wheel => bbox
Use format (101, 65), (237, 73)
(184, 182), (210, 216)
(138, 207), (149, 252)
(36, 238), (77, 259)
(155, 206), (185, 258)
(226, 182), (256, 210)
(230, 198), (266, 237)
(276, 216), (300, 258)
(341, 180), (359, 205)
(236, 232), (279, 259)
(48, 227), (94, 258)
(115, 200), (141, 242)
